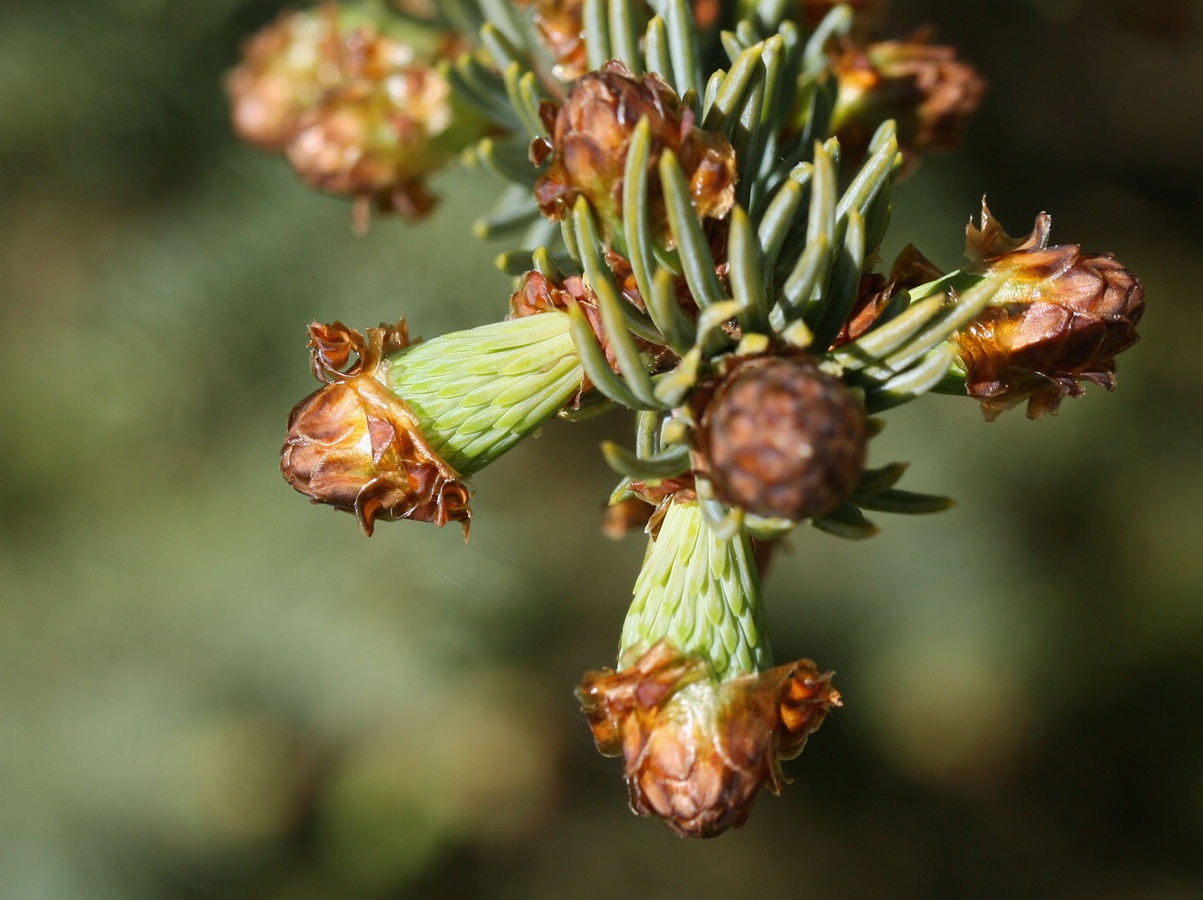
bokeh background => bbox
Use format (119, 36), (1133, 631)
(3, 0), (1202, 897)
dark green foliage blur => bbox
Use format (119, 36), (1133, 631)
(2, 0), (1202, 897)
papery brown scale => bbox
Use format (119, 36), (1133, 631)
(602, 497), (655, 540)
(604, 477), (697, 542)
(281, 384), (374, 510)
(957, 297), (1135, 420)
(956, 203), (1144, 419)
(776, 666), (840, 755)
(829, 32), (985, 171)
(966, 206), (1051, 265)
(509, 269), (679, 382)
(507, 271), (613, 368)
(578, 642), (702, 757)
(603, 250), (647, 311)
(577, 642), (840, 838)
(281, 319), (472, 536)
(678, 128), (739, 221)
(602, 476), (698, 540)
(308, 318), (402, 380)
(605, 248), (707, 320)
(524, 0), (588, 81)
(534, 61), (736, 241)
(507, 270), (571, 318)
(835, 243), (944, 346)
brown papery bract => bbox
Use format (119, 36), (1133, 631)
(829, 31), (986, 171)
(521, 0), (588, 81)
(956, 202), (1145, 420)
(280, 319), (471, 536)
(532, 61), (736, 242)
(578, 641), (840, 838)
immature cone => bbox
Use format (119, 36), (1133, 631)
(828, 32), (985, 169)
(955, 202), (1145, 420)
(695, 356), (868, 521)
(578, 641), (840, 838)
(281, 319), (472, 536)
(533, 61), (737, 241)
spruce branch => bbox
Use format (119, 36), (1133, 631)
(240, 0), (1147, 839)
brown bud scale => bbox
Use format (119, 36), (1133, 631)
(835, 244), (945, 346)
(957, 202), (1145, 419)
(578, 641), (840, 838)
(519, 0), (588, 81)
(281, 319), (471, 536)
(533, 61), (736, 242)
(829, 31), (985, 171)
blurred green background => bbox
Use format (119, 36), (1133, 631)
(2, 0), (1202, 897)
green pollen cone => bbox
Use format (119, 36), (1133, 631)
(385, 310), (584, 474)
(620, 501), (772, 680)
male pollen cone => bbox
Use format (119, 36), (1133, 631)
(578, 641), (841, 838)
(226, 6), (339, 151)
(956, 201), (1145, 420)
(280, 319), (471, 536)
(228, 7), (478, 220)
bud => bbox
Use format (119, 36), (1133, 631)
(578, 641), (840, 838)
(533, 61), (737, 241)
(285, 66), (480, 218)
(509, 269), (678, 382)
(828, 32), (985, 169)
(285, 47), (490, 218)
(955, 202), (1145, 420)
(580, 500), (839, 836)
(694, 356), (868, 521)
(508, 268), (592, 319)
(620, 499), (770, 677)
(282, 310), (585, 532)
